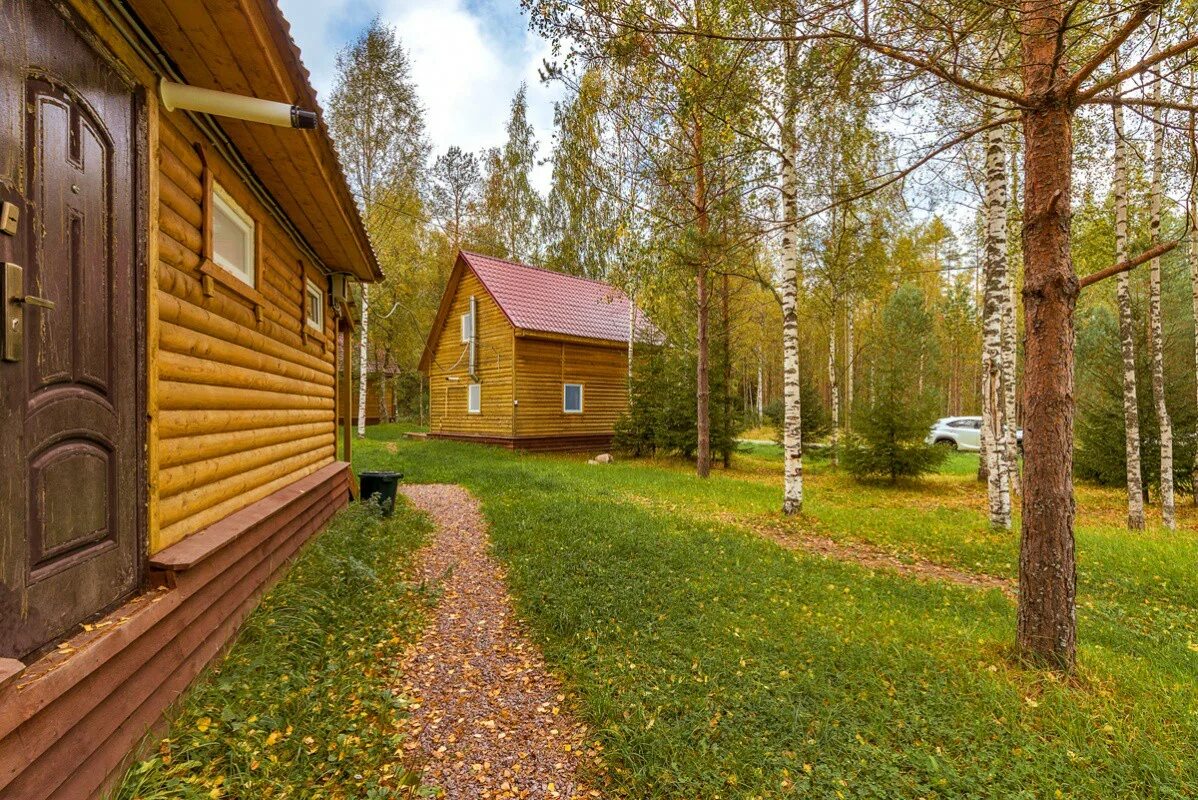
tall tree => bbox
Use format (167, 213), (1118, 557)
(1146, 43), (1175, 528)
(1112, 99), (1146, 529)
(429, 146), (480, 257)
(981, 126), (1013, 530)
(543, 70), (617, 278)
(328, 18), (428, 437)
(481, 85), (542, 262)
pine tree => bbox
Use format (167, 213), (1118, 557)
(480, 85), (541, 262)
(845, 285), (947, 482)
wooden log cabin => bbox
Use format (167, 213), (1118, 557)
(419, 252), (660, 451)
(0, 1), (378, 796)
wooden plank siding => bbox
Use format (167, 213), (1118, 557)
(152, 112), (337, 551)
(513, 336), (628, 437)
(426, 270), (515, 437)
(422, 260), (632, 449)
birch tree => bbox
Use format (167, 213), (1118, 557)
(779, 31), (804, 509)
(1113, 99), (1146, 529)
(328, 18), (428, 439)
(981, 126), (1012, 529)
(1146, 47), (1176, 529)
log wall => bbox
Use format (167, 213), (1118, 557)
(426, 270), (515, 436)
(513, 337), (629, 437)
(152, 113), (337, 552)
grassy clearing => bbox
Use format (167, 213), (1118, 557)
(113, 501), (433, 800)
(357, 425), (1198, 798)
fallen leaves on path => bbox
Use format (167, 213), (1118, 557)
(398, 484), (601, 799)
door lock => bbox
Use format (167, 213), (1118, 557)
(3, 263), (54, 362)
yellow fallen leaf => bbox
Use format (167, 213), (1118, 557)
(196, 717), (212, 733)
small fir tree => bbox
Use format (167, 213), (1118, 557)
(844, 284), (946, 482)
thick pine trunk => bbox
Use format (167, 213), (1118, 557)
(1147, 64), (1175, 528)
(693, 109), (712, 478)
(357, 284), (369, 438)
(1113, 102), (1146, 529)
(1016, 45), (1077, 670)
(982, 126), (1012, 530)
(1016, 0), (1083, 669)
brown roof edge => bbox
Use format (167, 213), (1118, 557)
(258, 0), (381, 282)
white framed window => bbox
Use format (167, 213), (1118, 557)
(211, 182), (255, 286)
(305, 279), (324, 331)
(460, 313), (470, 342)
(467, 382), (481, 414)
(563, 383), (583, 413)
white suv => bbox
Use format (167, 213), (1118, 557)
(926, 417), (983, 451)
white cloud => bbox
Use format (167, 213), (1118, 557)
(279, 0), (563, 192)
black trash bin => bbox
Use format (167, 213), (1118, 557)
(358, 471), (402, 515)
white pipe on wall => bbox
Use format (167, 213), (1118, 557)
(159, 80), (317, 129)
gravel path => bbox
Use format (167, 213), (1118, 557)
(397, 484), (598, 799)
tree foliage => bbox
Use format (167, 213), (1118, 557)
(844, 285), (947, 482)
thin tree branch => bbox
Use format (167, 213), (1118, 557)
(1078, 239), (1179, 289)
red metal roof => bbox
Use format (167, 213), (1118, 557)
(460, 252), (662, 344)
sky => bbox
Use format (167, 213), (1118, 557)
(277, 0), (563, 192)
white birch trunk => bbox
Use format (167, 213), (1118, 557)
(845, 304), (854, 433)
(981, 127), (1011, 529)
(756, 347), (764, 423)
(627, 289), (635, 386)
(357, 284), (369, 438)
(1002, 125), (1021, 495)
(828, 319), (839, 463)
(1113, 102), (1146, 529)
(1148, 68), (1175, 529)
(780, 115), (804, 512)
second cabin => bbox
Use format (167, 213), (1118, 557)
(419, 252), (660, 451)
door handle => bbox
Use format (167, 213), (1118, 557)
(16, 295), (55, 310)
(2, 262), (50, 362)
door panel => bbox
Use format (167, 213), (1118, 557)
(0, 0), (140, 660)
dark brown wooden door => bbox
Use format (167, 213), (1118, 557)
(0, 0), (141, 660)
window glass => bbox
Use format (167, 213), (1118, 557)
(212, 183), (255, 285)
(468, 382), (481, 413)
(563, 383), (583, 413)
(306, 280), (324, 331)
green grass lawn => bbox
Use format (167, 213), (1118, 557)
(357, 425), (1198, 798)
(113, 500), (433, 800)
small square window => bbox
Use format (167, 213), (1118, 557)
(305, 279), (324, 332)
(467, 382), (481, 414)
(211, 183), (255, 286)
(563, 383), (583, 413)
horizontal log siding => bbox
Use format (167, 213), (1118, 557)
(514, 337), (628, 437)
(427, 270), (514, 436)
(153, 114), (337, 552)
(0, 464), (351, 800)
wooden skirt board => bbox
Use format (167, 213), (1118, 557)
(0, 0), (145, 662)
(0, 462), (352, 800)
